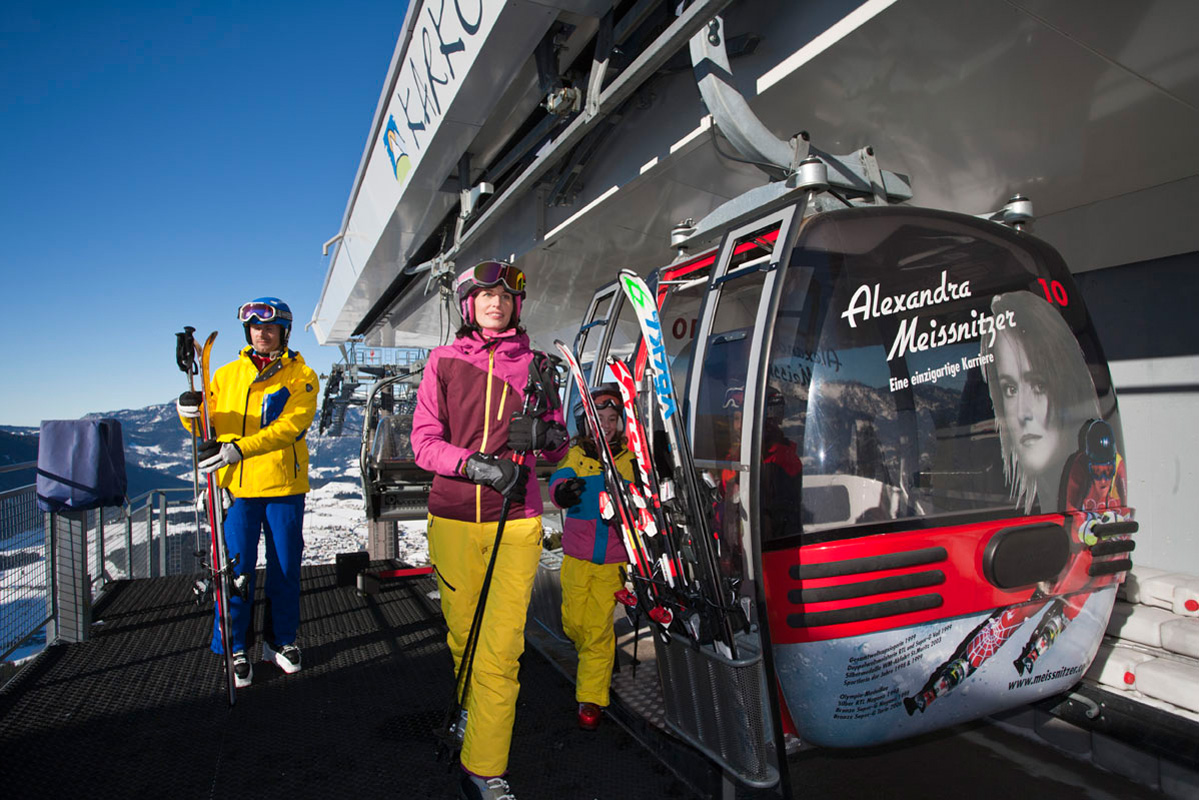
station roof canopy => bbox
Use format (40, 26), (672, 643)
(311, 0), (1199, 349)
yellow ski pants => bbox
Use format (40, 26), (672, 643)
(427, 514), (542, 778)
(560, 555), (624, 707)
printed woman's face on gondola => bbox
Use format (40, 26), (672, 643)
(994, 330), (1061, 478)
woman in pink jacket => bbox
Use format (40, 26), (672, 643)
(411, 261), (568, 800)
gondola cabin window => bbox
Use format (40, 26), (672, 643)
(763, 209), (1117, 540)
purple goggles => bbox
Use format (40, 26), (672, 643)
(238, 302), (292, 324)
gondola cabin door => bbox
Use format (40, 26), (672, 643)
(687, 202), (1133, 748)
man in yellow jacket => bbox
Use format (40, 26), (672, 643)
(177, 297), (319, 688)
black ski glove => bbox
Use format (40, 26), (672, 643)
(507, 414), (568, 453)
(553, 477), (585, 509)
(198, 439), (243, 474)
(177, 390), (204, 419)
(462, 452), (528, 503)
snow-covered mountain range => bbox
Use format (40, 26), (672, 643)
(1, 401), (427, 566)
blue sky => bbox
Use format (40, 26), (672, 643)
(0, 1), (407, 426)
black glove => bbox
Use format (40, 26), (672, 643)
(507, 414), (568, 453)
(198, 439), (243, 474)
(553, 477), (585, 509)
(198, 438), (221, 462)
(462, 453), (528, 503)
(177, 390), (204, 419)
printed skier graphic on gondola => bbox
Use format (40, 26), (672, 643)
(904, 291), (1128, 714)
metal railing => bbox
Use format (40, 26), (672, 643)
(0, 464), (49, 665)
(1, 460), (200, 667)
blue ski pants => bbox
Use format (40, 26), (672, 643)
(211, 494), (305, 654)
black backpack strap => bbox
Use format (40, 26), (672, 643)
(525, 350), (563, 417)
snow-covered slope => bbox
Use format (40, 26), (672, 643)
(72, 401), (426, 566)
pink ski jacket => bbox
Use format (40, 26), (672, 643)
(411, 330), (568, 523)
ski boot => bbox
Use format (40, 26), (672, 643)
(459, 772), (517, 800)
(904, 657), (969, 715)
(262, 641), (302, 674)
(231, 651), (253, 688)
(578, 702), (602, 731)
(903, 690), (935, 715)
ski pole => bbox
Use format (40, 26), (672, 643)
(175, 327), (206, 560)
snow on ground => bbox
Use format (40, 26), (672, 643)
(395, 522), (430, 565)
(298, 478), (430, 567)
(302, 479), (371, 564)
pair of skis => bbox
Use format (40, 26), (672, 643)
(555, 270), (740, 656)
(617, 269), (739, 657)
(554, 341), (675, 631)
(176, 328), (238, 705)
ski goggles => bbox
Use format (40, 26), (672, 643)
(723, 389), (745, 409)
(1089, 462), (1115, 480)
(592, 396), (621, 412)
(467, 261), (526, 295)
(238, 302), (292, 324)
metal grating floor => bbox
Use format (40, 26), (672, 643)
(0, 566), (693, 799)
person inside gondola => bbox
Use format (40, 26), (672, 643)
(1063, 418), (1127, 518)
(717, 385), (802, 568)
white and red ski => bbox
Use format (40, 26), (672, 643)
(553, 339), (673, 629)
(608, 357), (687, 591)
(198, 331), (238, 705)
(617, 270), (739, 656)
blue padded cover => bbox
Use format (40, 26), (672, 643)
(36, 419), (128, 512)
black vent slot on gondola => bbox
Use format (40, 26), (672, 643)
(1089, 538), (1136, 558)
(787, 594), (943, 628)
(982, 522), (1070, 590)
(1092, 520), (1139, 537)
(788, 570), (945, 604)
(789, 547), (948, 581)
(1090, 558), (1134, 577)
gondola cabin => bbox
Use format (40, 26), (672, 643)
(578, 186), (1134, 757)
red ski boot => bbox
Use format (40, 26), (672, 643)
(577, 702), (602, 731)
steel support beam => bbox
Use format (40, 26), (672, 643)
(443, 0), (734, 263)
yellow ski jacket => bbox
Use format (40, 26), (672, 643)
(181, 347), (319, 496)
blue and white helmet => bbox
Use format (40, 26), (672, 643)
(238, 297), (293, 347)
